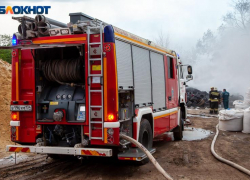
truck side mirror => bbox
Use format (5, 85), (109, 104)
(187, 66), (192, 74)
(186, 74), (193, 82)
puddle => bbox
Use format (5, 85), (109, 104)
(187, 114), (217, 118)
(183, 127), (213, 141)
(153, 127), (213, 142)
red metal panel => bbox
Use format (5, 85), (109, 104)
(131, 122), (137, 147)
(170, 112), (178, 130)
(18, 50), (36, 143)
(103, 42), (118, 122)
(154, 115), (170, 137)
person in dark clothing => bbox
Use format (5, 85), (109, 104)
(209, 87), (214, 108)
(222, 89), (230, 109)
(209, 87), (221, 114)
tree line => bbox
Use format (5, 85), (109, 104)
(0, 34), (12, 64)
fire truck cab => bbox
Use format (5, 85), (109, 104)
(2, 12), (193, 162)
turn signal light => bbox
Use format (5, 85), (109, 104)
(107, 114), (114, 121)
(11, 112), (17, 120)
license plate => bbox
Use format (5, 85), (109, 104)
(10, 105), (32, 111)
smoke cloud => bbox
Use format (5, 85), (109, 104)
(188, 30), (250, 95)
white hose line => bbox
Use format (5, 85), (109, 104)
(120, 134), (173, 180)
(211, 124), (250, 176)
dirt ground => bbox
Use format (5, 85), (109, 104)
(0, 109), (249, 180)
(0, 60), (14, 159)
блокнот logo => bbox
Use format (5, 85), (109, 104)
(0, 6), (51, 14)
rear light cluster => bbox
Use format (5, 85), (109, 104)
(11, 112), (17, 121)
(107, 128), (114, 136)
(11, 127), (16, 141)
(107, 114), (114, 121)
(107, 128), (114, 144)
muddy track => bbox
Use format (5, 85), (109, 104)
(0, 156), (46, 171)
(0, 113), (250, 180)
(0, 158), (69, 179)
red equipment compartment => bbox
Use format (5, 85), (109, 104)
(11, 49), (37, 143)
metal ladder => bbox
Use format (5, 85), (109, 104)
(87, 23), (104, 141)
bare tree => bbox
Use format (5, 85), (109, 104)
(223, 0), (250, 30)
(154, 30), (170, 49)
(196, 29), (216, 54)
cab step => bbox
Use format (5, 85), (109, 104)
(118, 148), (156, 161)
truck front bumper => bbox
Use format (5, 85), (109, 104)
(6, 145), (112, 157)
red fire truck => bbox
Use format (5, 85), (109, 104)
(1, 13), (193, 163)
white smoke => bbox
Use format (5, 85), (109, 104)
(188, 29), (250, 95)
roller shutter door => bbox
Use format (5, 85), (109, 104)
(115, 40), (133, 88)
(150, 52), (166, 111)
(132, 46), (152, 106)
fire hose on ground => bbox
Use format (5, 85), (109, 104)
(211, 124), (250, 176)
(120, 133), (173, 180)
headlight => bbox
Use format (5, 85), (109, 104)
(10, 105), (32, 111)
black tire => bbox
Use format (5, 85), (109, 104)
(174, 110), (184, 141)
(173, 118), (183, 141)
(137, 119), (153, 165)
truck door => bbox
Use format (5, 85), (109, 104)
(165, 56), (178, 129)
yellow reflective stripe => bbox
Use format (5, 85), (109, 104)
(115, 32), (175, 56)
(33, 37), (86, 44)
(113, 44), (118, 112)
(154, 110), (178, 119)
(15, 147), (22, 152)
(90, 150), (99, 156)
(211, 92), (219, 96)
(104, 128), (108, 143)
(211, 99), (219, 102)
(16, 126), (19, 141)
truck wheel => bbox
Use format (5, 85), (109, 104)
(137, 119), (153, 165)
(173, 118), (183, 141)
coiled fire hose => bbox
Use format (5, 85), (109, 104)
(120, 134), (173, 180)
(211, 124), (250, 176)
(42, 58), (84, 87)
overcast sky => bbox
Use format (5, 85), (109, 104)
(0, 0), (232, 49)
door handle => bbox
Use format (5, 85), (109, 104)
(168, 96), (172, 101)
